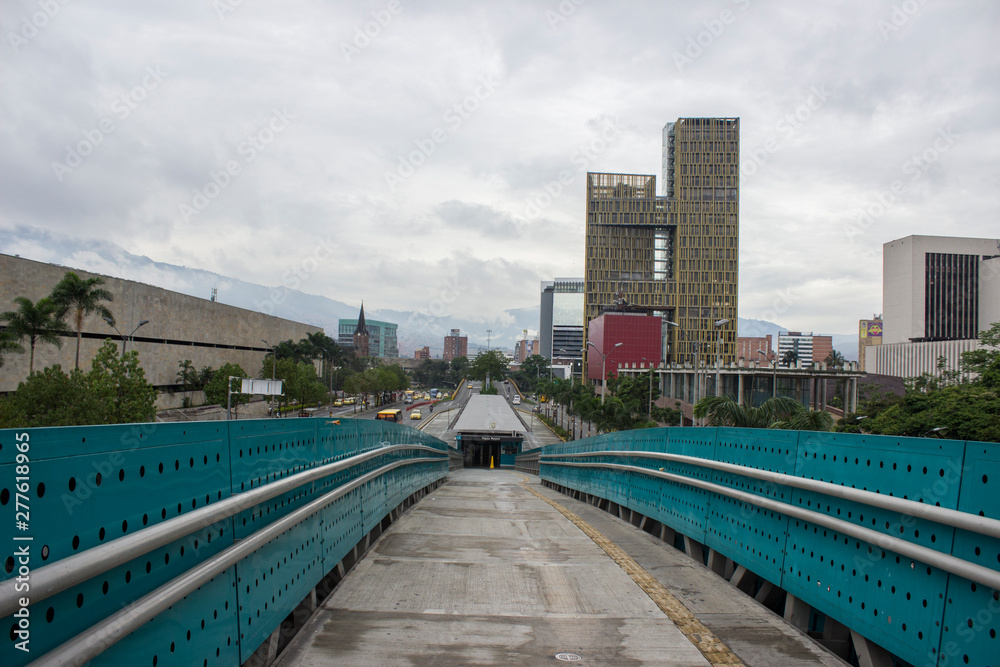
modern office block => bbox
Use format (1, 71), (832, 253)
(584, 117), (739, 371)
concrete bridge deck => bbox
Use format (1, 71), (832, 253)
(275, 469), (843, 666)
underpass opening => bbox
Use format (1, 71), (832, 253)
(458, 435), (523, 467)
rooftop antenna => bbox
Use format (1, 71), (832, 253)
(211, 287), (217, 302)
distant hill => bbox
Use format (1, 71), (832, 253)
(0, 226), (856, 359)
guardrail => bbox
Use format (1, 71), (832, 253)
(1, 418), (450, 666)
(519, 426), (1000, 667)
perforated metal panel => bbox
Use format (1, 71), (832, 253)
(705, 428), (799, 584)
(535, 426), (999, 667)
(938, 441), (1000, 667)
(788, 432), (964, 667)
(0, 418), (449, 666)
(0, 422), (235, 665)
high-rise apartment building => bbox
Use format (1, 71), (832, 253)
(584, 117), (739, 370)
(414, 346), (430, 360)
(540, 279), (585, 363)
(442, 329), (468, 360)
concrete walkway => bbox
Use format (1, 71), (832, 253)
(277, 469), (843, 666)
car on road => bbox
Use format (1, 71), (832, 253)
(512, 395), (521, 405)
(410, 409), (422, 420)
(333, 399), (343, 407)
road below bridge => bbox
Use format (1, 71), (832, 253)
(276, 469), (843, 666)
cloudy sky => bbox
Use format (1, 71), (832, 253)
(2, 0), (998, 335)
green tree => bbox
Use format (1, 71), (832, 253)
(413, 359), (450, 387)
(87, 340), (158, 424)
(203, 362), (250, 416)
(449, 355), (470, 384)
(693, 395), (815, 429)
(470, 350), (509, 390)
(1, 296), (71, 374)
(824, 350), (846, 369)
(0, 365), (99, 428)
(0, 331), (24, 368)
(177, 359), (198, 390)
(50, 271), (114, 370)
(855, 385), (1000, 442)
(780, 349), (799, 367)
(961, 322), (1000, 388)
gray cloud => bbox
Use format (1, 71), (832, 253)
(1, 0), (998, 335)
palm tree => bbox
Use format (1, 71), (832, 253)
(824, 350), (846, 369)
(771, 409), (835, 432)
(694, 394), (804, 428)
(781, 350), (799, 367)
(0, 331), (24, 368)
(51, 272), (114, 370)
(0, 296), (71, 374)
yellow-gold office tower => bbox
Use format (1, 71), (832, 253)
(583, 117), (739, 367)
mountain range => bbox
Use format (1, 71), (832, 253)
(0, 225), (857, 360)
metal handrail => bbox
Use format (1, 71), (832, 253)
(540, 449), (1000, 539)
(0, 443), (447, 618)
(28, 456), (444, 667)
(543, 459), (1000, 591)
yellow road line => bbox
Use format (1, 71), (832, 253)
(514, 473), (745, 666)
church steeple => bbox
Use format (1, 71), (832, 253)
(354, 302), (369, 336)
(353, 302), (370, 357)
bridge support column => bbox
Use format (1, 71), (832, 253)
(729, 564), (756, 595)
(707, 548), (727, 577)
(737, 374), (744, 406)
(683, 536), (704, 563)
(659, 524), (675, 544)
(850, 630), (894, 667)
(783, 593), (811, 632)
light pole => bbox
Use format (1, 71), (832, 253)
(588, 341), (623, 405)
(714, 318), (730, 398)
(641, 356), (654, 421)
(103, 317), (148, 357)
(757, 349), (776, 399)
(261, 339), (277, 379)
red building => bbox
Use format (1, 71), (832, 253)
(414, 346), (430, 359)
(737, 335), (773, 365)
(443, 329), (468, 360)
(586, 313), (661, 381)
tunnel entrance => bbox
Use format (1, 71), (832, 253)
(459, 437), (523, 468)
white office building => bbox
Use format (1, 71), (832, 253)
(867, 235), (1000, 379)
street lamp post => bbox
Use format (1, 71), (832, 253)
(714, 319), (730, 398)
(641, 356), (654, 421)
(757, 349), (776, 399)
(103, 317), (149, 357)
(587, 341), (623, 405)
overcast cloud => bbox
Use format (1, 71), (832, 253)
(1, 0), (998, 335)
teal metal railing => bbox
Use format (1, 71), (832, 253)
(0, 418), (450, 666)
(525, 426), (1000, 667)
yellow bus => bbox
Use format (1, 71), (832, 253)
(376, 408), (402, 423)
